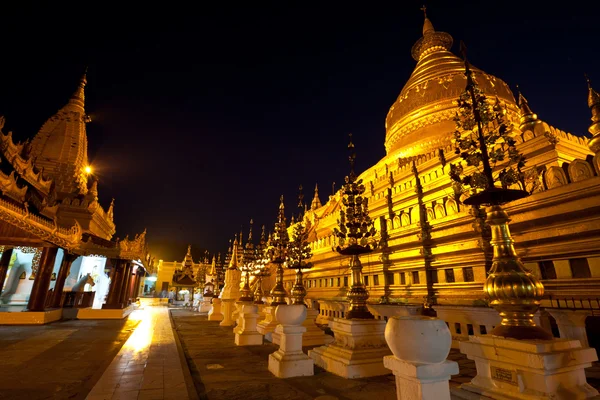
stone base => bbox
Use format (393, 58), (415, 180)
(208, 298), (224, 321)
(257, 306), (278, 342)
(0, 308), (62, 325)
(234, 304), (263, 346)
(268, 349), (314, 378)
(453, 335), (599, 400)
(198, 300), (212, 313)
(235, 330), (263, 346)
(308, 318), (391, 379)
(384, 356), (458, 400)
(219, 299), (236, 326)
(272, 308), (333, 346)
(69, 305), (135, 320)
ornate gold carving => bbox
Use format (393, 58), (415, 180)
(544, 166), (568, 190)
(567, 159), (594, 183)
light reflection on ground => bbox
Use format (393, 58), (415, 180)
(122, 307), (153, 353)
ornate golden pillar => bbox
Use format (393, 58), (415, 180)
(27, 247), (59, 312)
(0, 247), (14, 295)
(50, 252), (79, 308)
(103, 259), (125, 309)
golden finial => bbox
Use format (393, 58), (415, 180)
(348, 133), (357, 182)
(311, 183), (322, 210)
(247, 219), (254, 242)
(66, 69), (87, 113)
(515, 84), (539, 131)
(421, 5), (435, 35)
(585, 74), (600, 152)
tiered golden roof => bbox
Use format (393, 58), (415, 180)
(29, 73), (91, 196)
(384, 14), (518, 158)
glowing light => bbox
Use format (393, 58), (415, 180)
(84, 165), (93, 174)
(123, 309), (152, 353)
(145, 276), (157, 282)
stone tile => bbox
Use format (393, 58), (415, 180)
(111, 389), (140, 400)
(138, 388), (164, 399)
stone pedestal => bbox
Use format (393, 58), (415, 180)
(454, 335), (599, 400)
(257, 305), (279, 342)
(234, 304), (263, 346)
(273, 307), (333, 346)
(547, 309), (592, 347)
(219, 299), (237, 326)
(384, 357), (458, 400)
(268, 304), (314, 378)
(233, 300), (252, 332)
(308, 318), (391, 379)
(208, 298), (224, 321)
(199, 299), (212, 313)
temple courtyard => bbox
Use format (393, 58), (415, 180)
(0, 302), (598, 399)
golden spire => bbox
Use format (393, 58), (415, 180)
(229, 238), (239, 270)
(586, 75), (600, 153)
(420, 5), (434, 35)
(209, 256), (217, 275)
(411, 7), (453, 61)
(311, 183), (322, 210)
(66, 70), (87, 113)
(516, 85), (539, 132)
(247, 219), (253, 244)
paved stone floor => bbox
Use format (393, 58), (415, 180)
(0, 315), (138, 400)
(85, 305), (193, 400)
(172, 309), (600, 400)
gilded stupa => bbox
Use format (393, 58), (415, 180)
(283, 10), (600, 352)
(384, 11), (518, 158)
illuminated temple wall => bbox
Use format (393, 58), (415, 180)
(282, 118), (600, 344)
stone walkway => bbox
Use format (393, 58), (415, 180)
(171, 309), (600, 400)
(0, 316), (138, 399)
(86, 305), (192, 400)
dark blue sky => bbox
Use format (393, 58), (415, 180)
(0, 1), (598, 261)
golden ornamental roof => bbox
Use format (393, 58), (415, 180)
(29, 73), (90, 196)
(384, 15), (518, 157)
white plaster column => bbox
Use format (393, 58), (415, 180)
(268, 304), (314, 378)
(234, 304), (263, 346)
(207, 297), (223, 321)
(219, 299), (236, 327)
(547, 309), (592, 347)
(383, 316), (458, 400)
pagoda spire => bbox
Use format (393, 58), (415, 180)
(420, 5), (434, 35)
(247, 219), (254, 243)
(66, 70), (87, 114)
(411, 6), (453, 61)
(586, 75), (600, 153)
(516, 85), (539, 132)
(229, 238), (240, 270)
(311, 183), (322, 210)
(209, 256), (217, 275)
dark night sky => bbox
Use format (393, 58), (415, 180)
(0, 1), (598, 261)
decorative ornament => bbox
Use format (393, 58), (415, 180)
(448, 42), (552, 340)
(333, 134), (378, 319)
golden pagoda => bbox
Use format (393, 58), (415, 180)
(285, 11), (600, 349)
